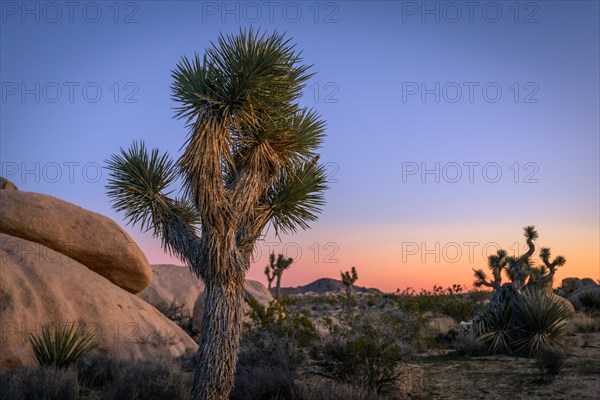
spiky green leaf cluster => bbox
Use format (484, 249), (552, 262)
(478, 297), (515, 354)
(105, 29), (328, 274)
(514, 289), (571, 356)
(264, 161), (327, 235)
(171, 28), (326, 210)
(105, 141), (201, 264)
(29, 323), (97, 368)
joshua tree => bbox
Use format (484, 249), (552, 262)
(105, 29), (327, 400)
(265, 255), (276, 291)
(341, 266), (358, 302)
(473, 226), (569, 356)
(265, 252), (294, 299)
(473, 226), (565, 294)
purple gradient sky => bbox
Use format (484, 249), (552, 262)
(1, 1), (598, 291)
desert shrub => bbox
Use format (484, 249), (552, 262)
(77, 353), (125, 390)
(137, 331), (183, 348)
(231, 364), (297, 400)
(394, 285), (486, 323)
(310, 311), (407, 395)
(296, 380), (384, 400)
(0, 366), (79, 400)
(174, 349), (197, 373)
(571, 312), (600, 333)
(578, 290), (600, 311)
(102, 360), (191, 400)
(233, 298), (319, 400)
(435, 328), (458, 347)
(384, 308), (429, 351)
(452, 331), (486, 356)
(435, 286), (487, 322)
(580, 332), (595, 347)
(536, 346), (566, 381)
(29, 322), (96, 368)
(242, 298), (318, 368)
(159, 302), (194, 336)
(314, 295), (343, 306)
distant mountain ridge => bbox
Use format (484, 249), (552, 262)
(277, 278), (382, 296)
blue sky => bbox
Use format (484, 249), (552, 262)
(2, 1), (598, 291)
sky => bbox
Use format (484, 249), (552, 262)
(1, 1), (599, 292)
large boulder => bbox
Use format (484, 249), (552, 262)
(556, 277), (598, 298)
(0, 177), (18, 190)
(0, 190), (151, 293)
(245, 279), (274, 306)
(568, 286), (600, 311)
(574, 278), (598, 291)
(558, 278), (578, 296)
(0, 233), (197, 373)
(192, 280), (273, 334)
(138, 264), (205, 315)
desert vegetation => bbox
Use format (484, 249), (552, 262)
(1, 21), (598, 400)
(3, 274), (599, 399)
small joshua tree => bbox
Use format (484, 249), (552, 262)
(265, 252), (294, 299)
(264, 266), (275, 290)
(264, 254), (276, 290)
(341, 266), (358, 302)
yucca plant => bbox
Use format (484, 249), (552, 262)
(513, 289), (571, 357)
(478, 296), (515, 354)
(29, 322), (96, 368)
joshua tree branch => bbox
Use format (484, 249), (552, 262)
(535, 248), (565, 288)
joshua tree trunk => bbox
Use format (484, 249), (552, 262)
(275, 272), (282, 299)
(193, 266), (246, 400)
(345, 285), (352, 301)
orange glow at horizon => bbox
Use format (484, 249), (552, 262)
(138, 222), (599, 293)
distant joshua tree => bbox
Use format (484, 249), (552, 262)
(473, 226), (566, 294)
(106, 29), (327, 400)
(265, 260), (275, 291)
(341, 266), (358, 302)
(265, 252), (294, 299)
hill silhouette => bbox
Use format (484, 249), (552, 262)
(277, 278), (382, 296)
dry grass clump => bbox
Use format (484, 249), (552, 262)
(536, 346), (567, 382)
(102, 360), (192, 400)
(0, 366), (79, 400)
(0, 356), (192, 400)
(296, 380), (384, 400)
(570, 312), (600, 333)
